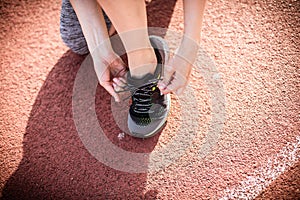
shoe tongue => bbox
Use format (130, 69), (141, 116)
(127, 63), (162, 88)
(127, 72), (156, 88)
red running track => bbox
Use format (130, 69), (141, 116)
(0, 0), (299, 199)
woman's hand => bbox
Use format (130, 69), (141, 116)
(158, 37), (199, 95)
(158, 0), (206, 95)
(93, 50), (127, 102)
(70, 0), (128, 101)
(158, 53), (192, 95)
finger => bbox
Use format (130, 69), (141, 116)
(161, 82), (180, 94)
(158, 64), (175, 90)
(113, 77), (127, 86)
(113, 77), (126, 87)
(112, 78), (127, 92)
(113, 82), (124, 93)
(101, 82), (120, 102)
(160, 76), (183, 94)
(118, 77), (127, 84)
(175, 85), (186, 96)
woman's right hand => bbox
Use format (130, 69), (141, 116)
(92, 50), (127, 102)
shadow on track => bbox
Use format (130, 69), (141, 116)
(1, 1), (178, 199)
(0, 50), (153, 199)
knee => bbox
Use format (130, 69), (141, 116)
(60, 0), (89, 55)
(60, 27), (89, 55)
(60, 22), (89, 55)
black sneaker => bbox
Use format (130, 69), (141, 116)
(126, 35), (171, 138)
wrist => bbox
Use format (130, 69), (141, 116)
(92, 45), (118, 66)
(183, 31), (201, 43)
(176, 35), (199, 64)
(90, 39), (113, 56)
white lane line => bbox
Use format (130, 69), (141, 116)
(220, 136), (300, 200)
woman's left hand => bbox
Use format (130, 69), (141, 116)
(158, 39), (198, 95)
(158, 53), (193, 95)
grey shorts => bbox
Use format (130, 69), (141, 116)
(60, 0), (111, 55)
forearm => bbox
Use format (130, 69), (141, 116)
(178, 0), (206, 62)
(183, 0), (206, 43)
(70, 0), (112, 55)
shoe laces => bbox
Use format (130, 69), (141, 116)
(116, 78), (163, 114)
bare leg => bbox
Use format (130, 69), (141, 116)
(97, 0), (157, 78)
